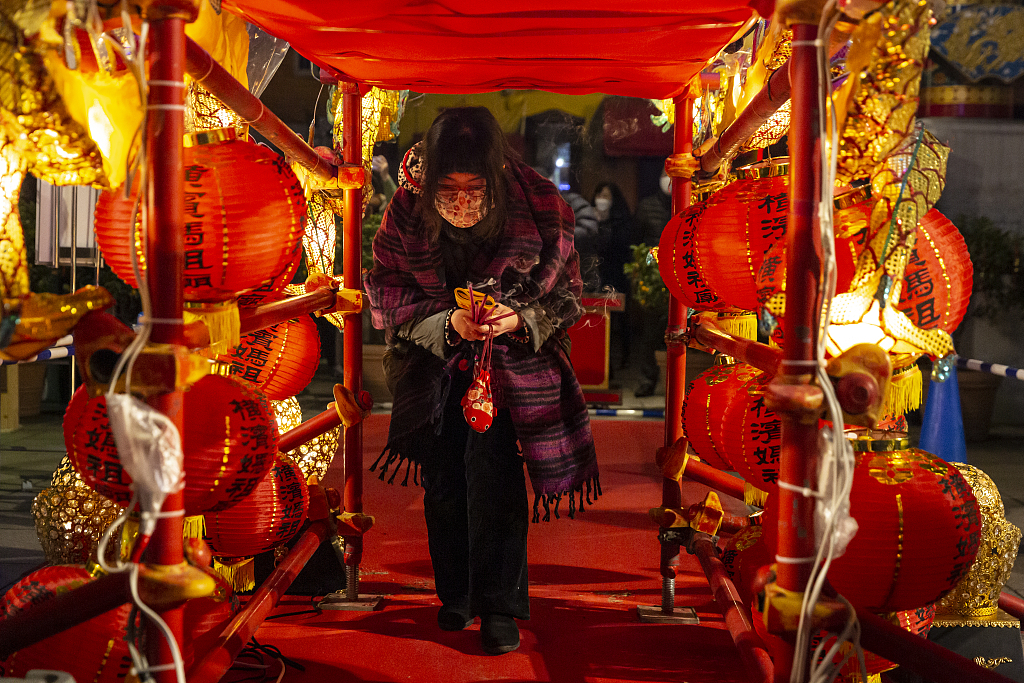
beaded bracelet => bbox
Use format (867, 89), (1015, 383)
(507, 314), (530, 344)
(444, 307), (461, 346)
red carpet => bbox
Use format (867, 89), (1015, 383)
(244, 415), (751, 682)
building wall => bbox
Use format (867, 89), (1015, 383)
(922, 117), (1024, 425)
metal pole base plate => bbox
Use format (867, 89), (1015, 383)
(317, 593), (384, 611)
(637, 605), (700, 624)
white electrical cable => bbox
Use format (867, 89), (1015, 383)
(90, 9), (186, 683)
(787, 4), (867, 683)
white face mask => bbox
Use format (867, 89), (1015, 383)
(660, 175), (672, 195)
(594, 197), (612, 212)
(434, 190), (489, 228)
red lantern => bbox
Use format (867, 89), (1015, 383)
(205, 455), (310, 559)
(755, 187), (873, 320)
(720, 522), (772, 604)
(235, 249), (303, 308)
(683, 362), (762, 470)
(65, 388), (132, 506)
(896, 209), (973, 334)
(828, 439), (982, 612)
(93, 129), (306, 302)
(0, 566), (132, 682)
(66, 375), (279, 514)
(692, 161), (790, 311)
(718, 369), (783, 492)
(218, 313), (321, 400)
(658, 201), (729, 311)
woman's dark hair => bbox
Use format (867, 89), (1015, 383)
(592, 181), (631, 221)
(420, 106), (511, 243)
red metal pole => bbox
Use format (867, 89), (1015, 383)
(857, 608), (1017, 683)
(341, 84), (364, 568)
(656, 94), (692, 592)
(684, 458), (755, 503)
(692, 535), (774, 683)
(187, 519), (331, 683)
(237, 285), (338, 335)
(144, 13), (189, 682)
(183, 37), (334, 182)
(774, 22), (824, 682)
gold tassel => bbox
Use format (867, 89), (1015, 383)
(715, 313), (757, 341)
(880, 364), (923, 418)
(184, 300), (240, 354)
(183, 515), (206, 539)
(744, 482), (769, 508)
(213, 557), (255, 592)
(120, 514), (139, 561)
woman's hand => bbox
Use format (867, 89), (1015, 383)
(450, 304), (521, 341)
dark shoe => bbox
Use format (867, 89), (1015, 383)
(480, 614), (520, 655)
(634, 381), (656, 398)
(437, 606), (473, 631)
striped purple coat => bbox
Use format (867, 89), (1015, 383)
(364, 158), (599, 520)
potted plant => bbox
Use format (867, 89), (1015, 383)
(950, 215), (1024, 440)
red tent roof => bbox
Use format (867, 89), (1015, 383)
(222, 1), (765, 99)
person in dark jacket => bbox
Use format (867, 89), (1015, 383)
(633, 167), (673, 396)
(364, 107), (600, 656)
(592, 181), (636, 368)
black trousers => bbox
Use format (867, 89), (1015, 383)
(418, 381), (530, 620)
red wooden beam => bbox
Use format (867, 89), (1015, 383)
(183, 37), (335, 182)
(693, 320), (783, 376)
(237, 285), (338, 335)
(187, 519), (331, 683)
(278, 405), (343, 454)
(858, 607), (1017, 683)
(999, 591), (1024, 621)
(692, 535), (774, 683)
(698, 63), (791, 176)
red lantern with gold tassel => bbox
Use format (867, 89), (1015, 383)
(692, 160), (790, 311)
(827, 435), (982, 612)
(683, 362), (762, 470)
(658, 201), (729, 311)
(65, 375), (279, 514)
(896, 208), (973, 334)
(718, 369), (783, 492)
(218, 312), (321, 400)
(205, 455), (310, 559)
(0, 565), (132, 682)
(93, 128), (306, 302)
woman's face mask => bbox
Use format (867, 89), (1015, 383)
(435, 174), (488, 228)
(594, 197), (612, 212)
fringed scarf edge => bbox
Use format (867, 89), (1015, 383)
(531, 474), (602, 523)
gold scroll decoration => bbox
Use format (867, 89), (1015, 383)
(833, 0), (932, 187)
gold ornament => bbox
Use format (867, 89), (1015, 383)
(1, 285), (114, 361)
(0, 14), (107, 187)
(833, 0), (932, 187)
(31, 457), (122, 565)
(271, 396), (340, 482)
(185, 78), (247, 137)
(934, 464), (1022, 625)
(826, 125), (954, 363)
(0, 130), (28, 299)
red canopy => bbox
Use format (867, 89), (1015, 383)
(222, 1), (766, 99)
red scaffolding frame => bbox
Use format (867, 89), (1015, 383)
(1, 4), (1018, 683)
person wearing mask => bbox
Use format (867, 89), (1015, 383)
(632, 167), (673, 397)
(592, 181), (636, 368)
(364, 107), (600, 656)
